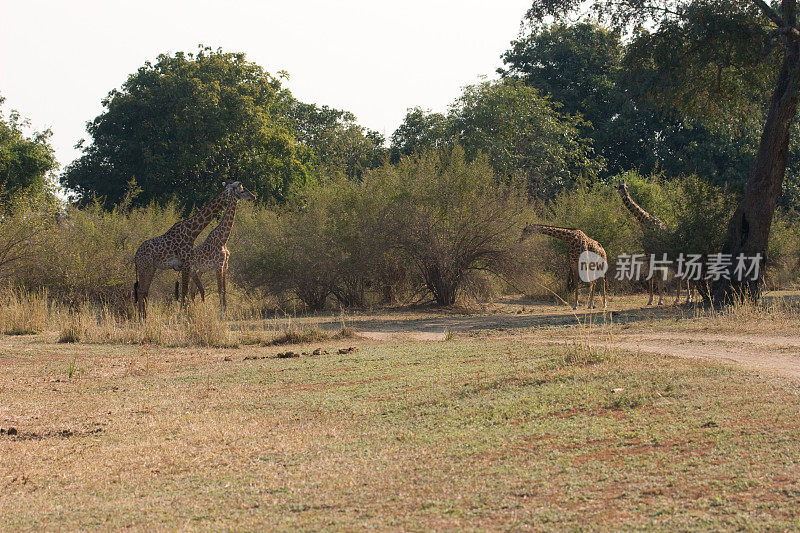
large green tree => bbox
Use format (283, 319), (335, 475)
(528, 0), (800, 302)
(0, 96), (56, 202)
(499, 21), (767, 186)
(391, 79), (603, 197)
(63, 47), (312, 211)
(288, 102), (386, 180)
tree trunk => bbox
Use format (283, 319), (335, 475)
(711, 36), (800, 304)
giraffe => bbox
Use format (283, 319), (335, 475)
(186, 182), (255, 314)
(614, 182), (691, 305)
(133, 181), (241, 319)
(522, 223), (607, 310)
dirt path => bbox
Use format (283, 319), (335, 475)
(290, 293), (800, 381)
(610, 332), (800, 381)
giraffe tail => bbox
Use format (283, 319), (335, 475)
(174, 281), (180, 301)
(133, 281), (139, 303)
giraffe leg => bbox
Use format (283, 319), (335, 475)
(674, 277), (682, 305)
(216, 267), (226, 315)
(136, 265), (156, 321)
(180, 268), (190, 308)
(601, 277), (607, 308)
(572, 266), (580, 310)
(647, 279), (654, 306)
(190, 272), (205, 302)
(657, 277), (665, 306)
(588, 280), (596, 309)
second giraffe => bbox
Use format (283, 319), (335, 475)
(187, 181), (256, 314)
(522, 223), (607, 310)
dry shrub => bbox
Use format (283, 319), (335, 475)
(0, 289), (53, 335)
(267, 324), (328, 346)
(58, 307), (91, 343)
(183, 302), (231, 347)
(14, 201), (179, 310)
(56, 300), (232, 347)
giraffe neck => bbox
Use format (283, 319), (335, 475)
(182, 188), (229, 240)
(618, 189), (666, 230)
(206, 198), (239, 247)
(526, 224), (580, 243)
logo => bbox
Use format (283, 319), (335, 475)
(578, 250), (608, 283)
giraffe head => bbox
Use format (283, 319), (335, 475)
(222, 181), (256, 202)
(521, 223), (536, 239)
(614, 181), (628, 196)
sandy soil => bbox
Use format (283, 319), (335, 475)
(305, 293), (800, 381)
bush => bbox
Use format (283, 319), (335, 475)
(373, 147), (529, 306)
(0, 289), (52, 335)
(13, 201), (180, 310)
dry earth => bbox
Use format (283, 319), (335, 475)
(300, 292), (800, 381)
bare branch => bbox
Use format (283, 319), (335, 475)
(753, 0), (786, 28)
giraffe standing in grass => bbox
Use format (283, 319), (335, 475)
(522, 223), (607, 310)
(187, 182), (255, 314)
(615, 182), (691, 305)
(133, 181), (241, 319)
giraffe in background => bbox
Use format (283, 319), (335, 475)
(133, 181), (240, 319)
(615, 181), (690, 305)
(186, 182), (255, 314)
(522, 223), (607, 310)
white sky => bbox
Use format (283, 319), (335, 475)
(0, 0), (532, 171)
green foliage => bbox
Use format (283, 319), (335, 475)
(662, 175), (738, 259)
(499, 22), (622, 130)
(390, 107), (450, 159)
(62, 47), (312, 211)
(546, 180), (639, 261)
(0, 96), (57, 200)
(390, 80), (603, 198)
(499, 20), (768, 191)
(766, 211), (800, 288)
(451, 80), (603, 197)
(288, 102), (386, 180)
(622, 3), (773, 129)
(372, 147), (529, 305)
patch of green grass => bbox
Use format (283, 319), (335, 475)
(0, 335), (798, 530)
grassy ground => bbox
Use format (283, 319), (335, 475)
(1, 327), (799, 530)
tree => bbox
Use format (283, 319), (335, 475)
(499, 21), (768, 186)
(452, 79), (603, 197)
(390, 81), (603, 198)
(390, 107), (451, 160)
(288, 102), (386, 180)
(527, 1), (800, 303)
(0, 96), (57, 201)
(374, 147), (528, 306)
(63, 47), (312, 211)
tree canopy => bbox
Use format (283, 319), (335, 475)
(0, 96), (57, 202)
(499, 20), (777, 190)
(390, 79), (603, 197)
(288, 101), (386, 180)
(63, 47), (313, 211)
(525, 0), (800, 301)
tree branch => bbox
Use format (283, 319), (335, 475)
(753, 0), (786, 28)
(753, 0), (800, 42)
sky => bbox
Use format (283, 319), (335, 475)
(0, 0), (533, 171)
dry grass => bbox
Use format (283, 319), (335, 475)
(0, 289), (53, 335)
(1, 331), (799, 530)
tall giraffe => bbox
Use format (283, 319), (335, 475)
(133, 181), (240, 318)
(614, 182), (689, 305)
(522, 223), (607, 310)
(186, 182), (255, 313)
